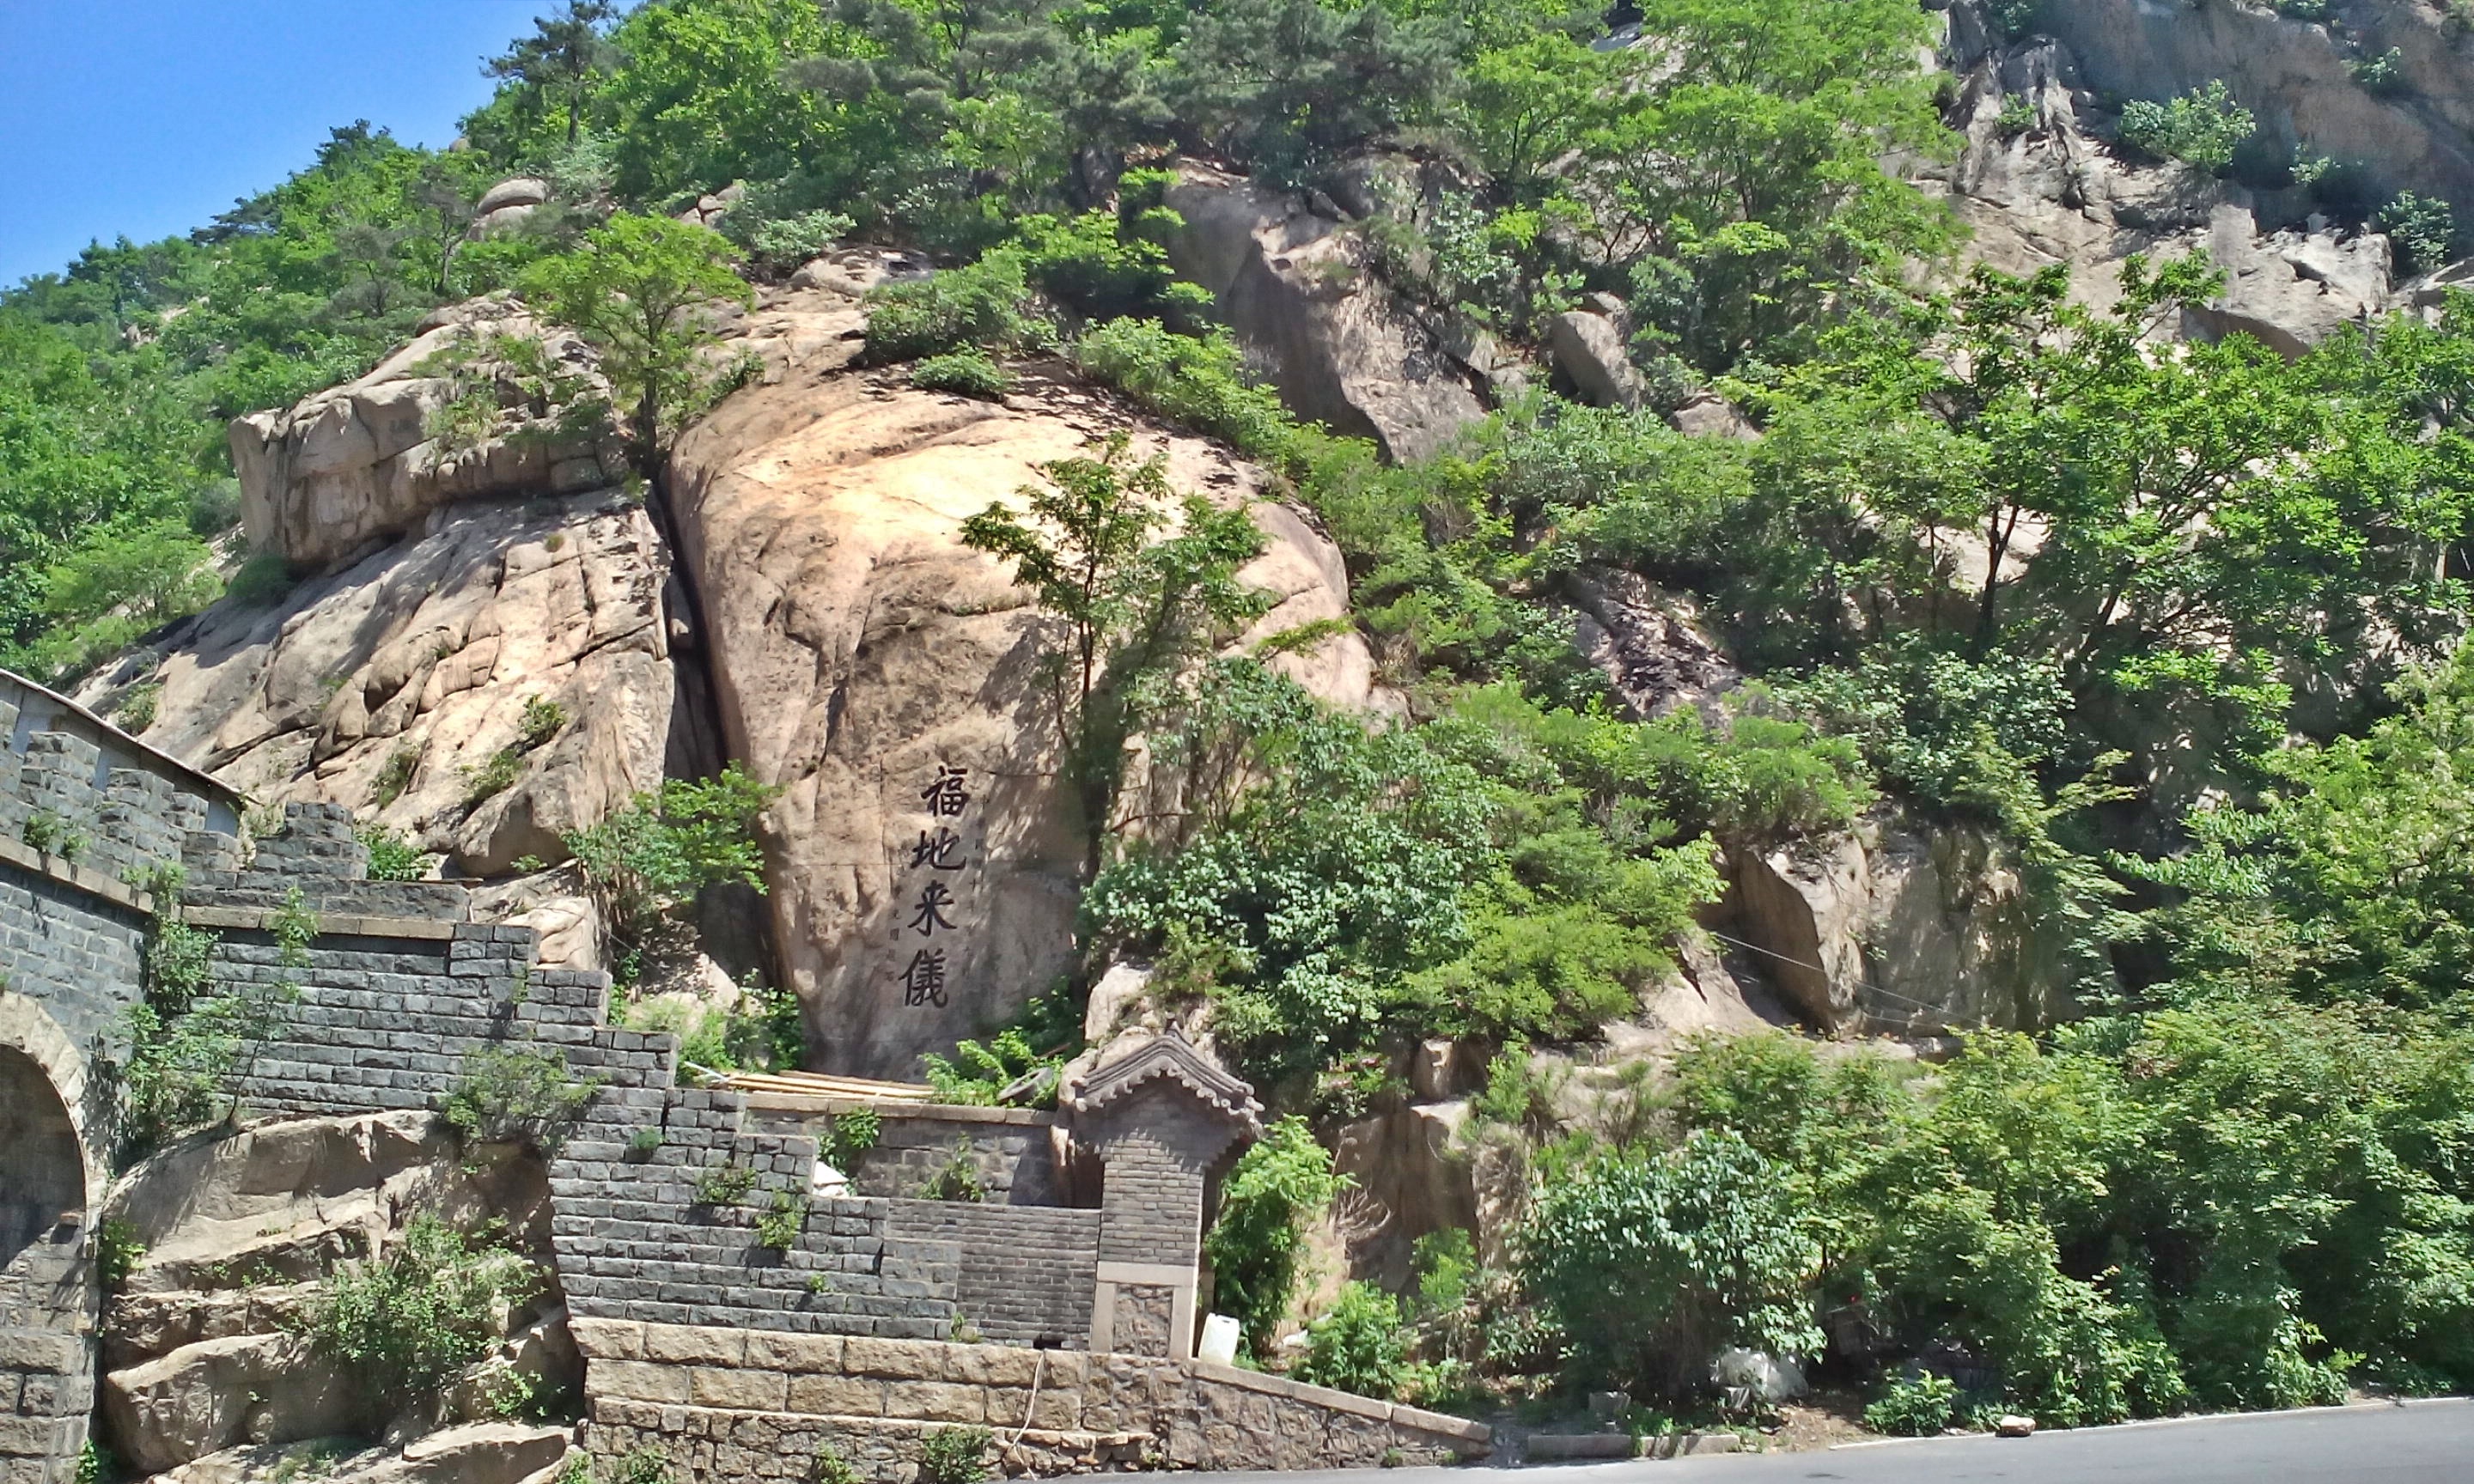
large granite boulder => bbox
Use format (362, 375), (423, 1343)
(229, 299), (618, 567)
(1161, 161), (1491, 463)
(2025, 0), (2474, 222)
(1935, 29), (2396, 352)
(668, 298), (1382, 1078)
(77, 490), (684, 887)
(94, 1116), (570, 1476)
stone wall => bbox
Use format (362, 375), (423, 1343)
(748, 1101), (1070, 1206)
(0, 672), (247, 1484)
(572, 1322), (1491, 1480)
(881, 1201), (1100, 1347)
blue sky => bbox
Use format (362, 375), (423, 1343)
(0, 0), (550, 286)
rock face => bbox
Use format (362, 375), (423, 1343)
(94, 1114), (568, 1475)
(1727, 809), (2087, 1036)
(80, 490), (685, 887)
(1936, 27), (2398, 352)
(151, 1422), (574, 1484)
(670, 328), (1380, 1075)
(229, 299), (618, 567)
(2024, 0), (2474, 220)
(1546, 303), (1643, 410)
(1161, 161), (1491, 462)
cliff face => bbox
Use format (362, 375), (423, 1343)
(2020, 0), (2474, 219)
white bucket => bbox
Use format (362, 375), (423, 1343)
(1198, 1313), (1243, 1365)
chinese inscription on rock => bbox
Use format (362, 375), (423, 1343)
(899, 765), (972, 1009)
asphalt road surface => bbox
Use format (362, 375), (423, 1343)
(1173, 1398), (2471, 1484)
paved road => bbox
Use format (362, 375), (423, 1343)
(1174, 1398), (2471, 1484)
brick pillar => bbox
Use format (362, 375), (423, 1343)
(1063, 1031), (1260, 1359)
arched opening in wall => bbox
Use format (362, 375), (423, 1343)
(0, 1046), (85, 1272)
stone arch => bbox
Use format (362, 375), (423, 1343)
(0, 1049), (84, 1271)
(0, 990), (101, 1232)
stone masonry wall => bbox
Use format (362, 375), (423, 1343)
(572, 1322), (1491, 1481)
(0, 667), (1495, 1481)
(0, 672), (246, 1484)
(882, 1201), (1100, 1347)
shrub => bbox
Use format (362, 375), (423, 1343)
(694, 1161), (759, 1207)
(2118, 82), (2255, 170)
(373, 745), (421, 808)
(1070, 319), (1295, 458)
(919, 1027), (1060, 1105)
(357, 821), (436, 881)
(747, 209), (855, 271)
(224, 551), (296, 608)
(563, 763), (780, 958)
(463, 746), (527, 805)
(919, 1140), (987, 1202)
(911, 349), (1014, 399)
(518, 695), (569, 749)
(300, 1215), (536, 1412)
(756, 1192), (808, 1252)
(1295, 1282), (1411, 1398)
(1519, 1130), (1822, 1399)
(1202, 1117), (1348, 1356)
(2349, 46), (2407, 95)
(437, 1046), (606, 1152)
(863, 252), (1039, 362)
(809, 1445), (860, 1484)
(2378, 192), (2458, 276)
(115, 681), (161, 734)
(916, 1426), (991, 1484)
(95, 1219), (146, 1294)
(1864, 1372), (1960, 1435)
(822, 1108), (880, 1171)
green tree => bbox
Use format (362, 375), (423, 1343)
(1167, 0), (1463, 185)
(486, 2), (619, 146)
(960, 431), (1267, 872)
(520, 212), (753, 475)
(1202, 1117), (1348, 1356)
(1571, 0), (1959, 369)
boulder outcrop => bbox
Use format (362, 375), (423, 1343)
(229, 299), (618, 567)
(668, 297), (1381, 1077)
(1726, 808), (2090, 1037)
(1937, 27), (2398, 352)
(2023, 0), (2474, 220)
(78, 490), (684, 887)
(94, 1115), (570, 1476)
(1161, 162), (1491, 462)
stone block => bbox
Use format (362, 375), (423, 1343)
(590, 1360), (691, 1404)
(878, 1380), (988, 1423)
(569, 1318), (644, 1359)
(644, 1325), (746, 1366)
(745, 1333), (843, 1374)
(784, 1374), (884, 1417)
(838, 1336), (943, 1378)
(690, 1367), (788, 1411)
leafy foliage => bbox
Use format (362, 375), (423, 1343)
(1201, 1116), (1348, 1355)
(564, 762), (781, 970)
(1295, 1282), (1412, 1398)
(519, 212), (753, 472)
(2118, 82), (2256, 170)
(437, 1046), (607, 1153)
(1519, 1129), (1823, 1398)
(916, 1427), (991, 1484)
(961, 430), (1268, 870)
(300, 1215), (537, 1411)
